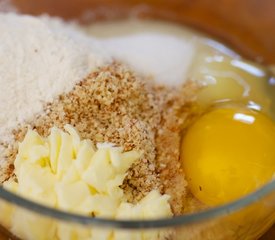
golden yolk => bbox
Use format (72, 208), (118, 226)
(182, 107), (275, 206)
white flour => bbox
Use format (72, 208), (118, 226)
(0, 13), (110, 142)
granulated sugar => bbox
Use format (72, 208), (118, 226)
(100, 34), (195, 86)
(83, 20), (197, 86)
(0, 13), (110, 142)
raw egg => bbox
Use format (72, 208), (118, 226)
(181, 106), (275, 206)
(189, 52), (275, 119)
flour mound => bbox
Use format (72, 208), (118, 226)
(0, 13), (110, 142)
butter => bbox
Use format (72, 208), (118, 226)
(3, 125), (172, 240)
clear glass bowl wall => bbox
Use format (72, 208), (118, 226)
(1, 0), (275, 240)
(1, 180), (275, 239)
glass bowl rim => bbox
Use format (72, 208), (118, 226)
(1, 10), (275, 231)
(0, 2), (275, 233)
(1, 179), (275, 229)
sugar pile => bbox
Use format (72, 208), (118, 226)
(0, 13), (110, 142)
(94, 34), (195, 86)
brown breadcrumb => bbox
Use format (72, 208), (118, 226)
(2, 62), (198, 215)
(153, 82), (199, 214)
(0, 144), (16, 183)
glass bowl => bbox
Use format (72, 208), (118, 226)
(1, 180), (275, 239)
(1, 1), (275, 239)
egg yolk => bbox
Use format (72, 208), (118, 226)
(182, 107), (275, 206)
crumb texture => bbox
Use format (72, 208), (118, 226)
(2, 63), (197, 215)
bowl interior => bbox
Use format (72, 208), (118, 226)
(1, 1), (275, 239)
(10, 0), (275, 64)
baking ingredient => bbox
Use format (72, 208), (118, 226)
(0, 13), (110, 142)
(3, 125), (172, 240)
(182, 107), (275, 206)
(191, 54), (274, 116)
(100, 34), (195, 86)
(84, 19), (197, 87)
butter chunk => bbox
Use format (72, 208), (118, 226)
(79, 194), (120, 218)
(14, 129), (45, 170)
(74, 140), (95, 173)
(55, 181), (90, 212)
(11, 209), (56, 240)
(116, 190), (172, 220)
(3, 125), (172, 240)
(82, 148), (115, 193)
(57, 222), (91, 240)
(139, 190), (172, 219)
(56, 131), (74, 179)
(17, 163), (57, 207)
(48, 127), (62, 174)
